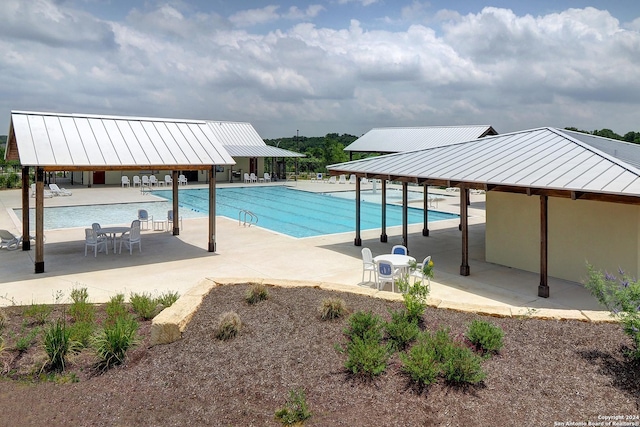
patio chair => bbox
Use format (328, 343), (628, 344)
(49, 183), (72, 196)
(250, 173), (258, 183)
(361, 248), (377, 284)
(137, 209), (153, 230)
(327, 176), (337, 184)
(264, 173), (271, 183)
(376, 260), (401, 292)
(338, 174), (347, 184)
(244, 173), (251, 183)
(85, 228), (108, 257)
(166, 209), (183, 231)
(141, 176), (150, 187)
(149, 175), (159, 187)
(121, 176), (130, 188)
(178, 174), (188, 186)
(132, 176), (141, 187)
(410, 256), (432, 290)
(30, 183), (53, 198)
(348, 174), (357, 184)
(164, 175), (173, 186)
(0, 229), (22, 251)
(119, 220), (142, 254)
(391, 245), (408, 255)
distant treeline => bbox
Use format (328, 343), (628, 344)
(565, 128), (640, 144)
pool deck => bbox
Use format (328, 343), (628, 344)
(0, 180), (611, 321)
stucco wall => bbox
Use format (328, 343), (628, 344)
(486, 192), (640, 283)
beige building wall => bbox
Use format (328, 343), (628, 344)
(486, 192), (640, 283)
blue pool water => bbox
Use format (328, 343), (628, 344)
(152, 187), (458, 238)
(16, 186), (458, 238)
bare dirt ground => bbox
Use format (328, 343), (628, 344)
(1, 284), (639, 426)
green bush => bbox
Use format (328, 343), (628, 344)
(585, 264), (640, 359)
(398, 274), (430, 323)
(344, 311), (384, 343)
(93, 315), (139, 370)
(68, 321), (95, 348)
(318, 297), (347, 320)
(400, 339), (440, 387)
(245, 283), (269, 305)
(23, 303), (52, 325)
(129, 292), (159, 320)
(105, 294), (128, 325)
(274, 389), (312, 425)
(156, 291), (180, 308)
(344, 335), (390, 378)
(466, 319), (504, 356)
(214, 311), (242, 341)
(385, 309), (420, 351)
(441, 343), (486, 385)
(43, 319), (74, 372)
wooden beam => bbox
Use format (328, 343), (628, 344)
(380, 179), (387, 242)
(422, 183), (429, 237)
(38, 165), (222, 172)
(35, 168), (44, 273)
(172, 170), (179, 236)
(354, 177), (362, 246)
(21, 167), (30, 251)
(539, 195), (549, 297)
(460, 187), (470, 276)
(402, 182), (408, 249)
(208, 166), (216, 252)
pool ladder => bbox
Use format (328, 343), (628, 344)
(239, 210), (258, 227)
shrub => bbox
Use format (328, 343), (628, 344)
(441, 343), (486, 385)
(400, 339), (440, 387)
(585, 264), (640, 359)
(344, 336), (390, 378)
(398, 274), (430, 323)
(43, 319), (74, 372)
(385, 309), (420, 351)
(105, 294), (128, 325)
(344, 311), (384, 343)
(274, 389), (312, 425)
(16, 327), (40, 352)
(129, 292), (159, 320)
(70, 287), (89, 304)
(214, 312), (242, 340)
(68, 321), (95, 348)
(69, 289), (95, 325)
(319, 297), (347, 320)
(93, 315), (139, 370)
(23, 303), (52, 325)
(156, 291), (180, 308)
(245, 283), (269, 305)
(466, 319), (504, 356)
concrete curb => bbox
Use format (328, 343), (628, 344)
(150, 277), (616, 346)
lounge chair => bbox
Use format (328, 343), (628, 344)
(0, 229), (22, 251)
(121, 176), (130, 188)
(49, 183), (72, 196)
(85, 228), (108, 257)
(327, 176), (337, 184)
(30, 183), (53, 198)
(119, 220), (142, 254)
(348, 174), (357, 184)
(178, 174), (188, 186)
(338, 174), (347, 184)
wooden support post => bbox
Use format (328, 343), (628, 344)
(354, 175), (362, 246)
(539, 195), (549, 298)
(402, 182), (408, 249)
(208, 166), (216, 252)
(172, 171), (179, 236)
(460, 187), (470, 276)
(422, 183), (429, 236)
(35, 168), (44, 273)
(21, 167), (30, 251)
(380, 179), (388, 242)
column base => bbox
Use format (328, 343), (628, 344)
(459, 265), (470, 276)
(35, 261), (44, 274)
(538, 285), (550, 298)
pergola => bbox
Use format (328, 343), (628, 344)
(4, 111), (236, 273)
(328, 127), (640, 298)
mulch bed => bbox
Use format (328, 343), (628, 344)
(0, 284), (639, 426)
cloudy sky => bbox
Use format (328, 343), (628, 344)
(1, 1), (639, 139)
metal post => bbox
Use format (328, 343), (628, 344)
(172, 171), (179, 236)
(380, 179), (387, 242)
(422, 183), (429, 237)
(35, 168), (45, 273)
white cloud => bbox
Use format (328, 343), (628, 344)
(229, 5), (280, 27)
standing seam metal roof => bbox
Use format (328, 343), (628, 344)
(206, 121), (304, 158)
(328, 127), (640, 197)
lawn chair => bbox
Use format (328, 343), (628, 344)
(119, 220), (142, 254)
(0, 229), (22, 251)
(85, 228), (108, 257)
(137, 209), (153, 230)
(178, 174), (188, 186)
(121, 176), (130, 188)
(49, 183), (72, 196)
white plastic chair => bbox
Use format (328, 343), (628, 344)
(141, 176), (150, 187)
(178, 174), (188, 186)
(121, 176), (130, 188)
(164, 175), (173, 186)
(361, 248), (376, 283)
(149, 175), (158, 187)
(85, 228), (108, 257)
(411, 256), (432, 290)
(391, 245), (408, 255)
(338, 174), (347, 184)
(49, 183), (72, 196)
(250, 173), (258, 183)
(137, 209), (153, 230)
(264, 173), (271, 182)
(120, 220), (141, 254)
(348, 174), (357, 184)
(166, 209), (183, 231)
(132, 176), (141, 187)
(30, 183), (53, 198)
(376, 260), (401, 292)
(327, 176), (337, 184)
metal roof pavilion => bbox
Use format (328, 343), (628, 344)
(343, 125), (497, 154)
(207, 121), (303, 158)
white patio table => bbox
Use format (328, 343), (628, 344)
(98, 226), (130, 253)
(373, 254), (416, 276)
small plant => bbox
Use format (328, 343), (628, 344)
(43, 318), (74, 372)
(70, 287), (89, 304)
(441, 343), (486, 385)
(274, 389), (312, 425)
(69, 321), (95, 348)
(15, 327), (40, 352)
(385, 309), (420, 351)
(0, 308), (6, 335)
(400, 338), (440, 387)
(23, 303), (52, 325)
(93, 315), (139, 370)
(318, 297), (347, 320)
(69, 288), (95, 324)
(344, 311), (384, 343)
(129, 292), (158, 320)
(105, 294), (128, 325)
(245, 283), (269, 305)
(214, 311), (242, 340)
(466, 319), (504, 356)
(156, 291), (180, 308)
(398, 274), (430, 323)
(344, 335), (390, 378)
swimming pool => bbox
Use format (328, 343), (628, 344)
(15, 186), (458, 238)
(152, 187), (458, 238)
